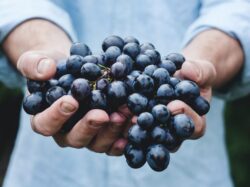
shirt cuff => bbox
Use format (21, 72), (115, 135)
(181, 2), (250, 101)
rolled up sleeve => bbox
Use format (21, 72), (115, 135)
(0, 0), (76, 88)
(182, 0), (250, 101)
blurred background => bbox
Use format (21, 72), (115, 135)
(0, 83), (249, 187)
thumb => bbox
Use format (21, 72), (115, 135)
(178, 60), (217, 88)
(17, 50), (57, 80)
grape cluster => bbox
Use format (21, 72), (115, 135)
(23, 35), (210, 172)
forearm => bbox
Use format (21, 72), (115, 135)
(2, 19), (72, 66)
(182, 29), (244, 88)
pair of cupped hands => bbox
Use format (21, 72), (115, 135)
(18, 49), (216, 156)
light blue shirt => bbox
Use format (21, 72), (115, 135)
(1, 0), (250, 187)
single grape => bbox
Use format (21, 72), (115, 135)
(127, 93), (148, 115)
(165, 53), (185, 70)
(58, 74), (75, 91)
(82, 55), (98, 64)
(70, 42), (92, 57)
(123, 42), (140, 60)
(175, 80), (200, 101)
(152, 104), (170, 124)
(66, 55), (85, 76)
(128, 124), (148, 146)
(23, 92), (47, 115)
(123, 36), (140, 45)
(144, 49), (161, 65)
(71, 78), (91, 102)
(111, 61), (128, 79)
(143, 65), (158, 77)
(55, 59), (68, 78)
(46, 86), (66, 105)
(80, 62), (102, 81)
(102, 35), (125, 51)
(124, 143), (146, 169)
(27, 79), (46, 93)
(190, 96), (210, 116)
(140, 42), (155, 53)
(170, 114), (195, 139)
(90, 90), (107, 110)
(146, 144), (170, 172)
(156, 84), (175, 104)
(135, 54), (152, 70)
(116, 54), (133, 74)
(105, 46), (122, 66)
(96, 78), (109, 93)
(137, 112), (155, 130)
(152, 68), (170, 87)
(159, 59), (176, 76)
(169, 77), (181, 88)
(133, 74), (154, 96)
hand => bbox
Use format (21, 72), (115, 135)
(166, 59), (216, 151)
(18, 50), (131, 155)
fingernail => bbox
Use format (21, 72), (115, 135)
(61, 102), (76, 114)
(37, 59), (52, 74)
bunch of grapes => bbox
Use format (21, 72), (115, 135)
(23, 35), (210, 172)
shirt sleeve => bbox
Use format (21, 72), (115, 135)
(182, 0), (250, 101)
(0, 0), (77, 88)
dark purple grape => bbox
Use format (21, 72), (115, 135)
(124, 36), (140, 45)
(71, 78), (91, 102)
(111, 62), (128, 79)
(107, 81), (128, 109)
(146, 144), (170, 172)
(102, 35), (125, 51)
(152, 68), (170, 87)
(96, 78), (109, 92)
(82, 55), (98, 64)
(170, 114), (194, 139)
(144, 49), (161, 65)
(137, 112), (155, 130)
(27, 79), (46, 93)
(156, 84), (175, 104)
(94, 53), (107, 67)
(55, 59), (68, 78)
(124, 75), (136, 94)
(140, 42), (155, 53)
(165, 53), (185, 70)
(135, 54), (152, 70)
(80, 62), (102, 81)
(90, 90), (107, 110)
(143, 65), (158, 77)
(159, 59), (176, 75)
(128, 124), (148, 146)
(123, 42), (140, 60)
(190, 96), (210, 116)
(70, 42), (92, 57)
(46, 86), (66, 105)
(124, 143), (146, 169)
(151, 126), (170, 144)
(105, 46), (122, 66)
(147, 99), (158, 112)
(23, 92), (47, 115)
(169, 77), (181, 87)
(58, 74), (75, 91)
(45, 79), (59, 90)
(133, 74), (154, 96)
(127, 93), (148, 115)
(152, 104), (170, 124)
(66, 55), (85, 76)
(116, 54), (133, 74)
(175, 80), (200, 101)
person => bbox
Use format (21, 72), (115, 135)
(0, 0), (250, 186)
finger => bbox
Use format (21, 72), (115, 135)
(106, 138), (128, 156)
(87, 112), (126, 152)
(17, 51), (56, 80)
(55, 109), (109, 148)
(167, 100), (206, 139)
(31, 95), (78, 136)
(88, 106), (133, 152)
(175, 60), (216, 88)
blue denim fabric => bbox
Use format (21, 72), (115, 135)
(1, 0), (250, 187)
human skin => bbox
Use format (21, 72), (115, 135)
(2, 19), (244, 155)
